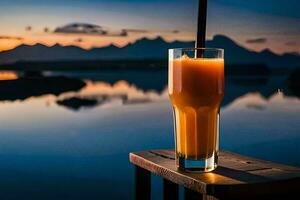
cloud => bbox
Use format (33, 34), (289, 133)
(124, 28), (179, 34)
(54, 23), (132, 36)
(74, 38), (83, 43)
(119, 30), (127, 36)
(25, 26), (32, 31)
(54, 23), (177, 37)
(123, 29), (148, 33)
(54, 23), (113, 36)
(285, 41), (297, 46)
(0, 36), (23, 40)
(44, 27), (50, 33)
(246, 38), (267, 44)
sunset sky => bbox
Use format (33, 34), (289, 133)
(0, 0), (299, 54)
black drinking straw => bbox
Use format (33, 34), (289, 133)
(196, 0), (207, 57)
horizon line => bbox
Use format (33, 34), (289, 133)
(0, 34), (298, 57)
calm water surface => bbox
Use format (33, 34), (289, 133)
(0, 69), (299, 199)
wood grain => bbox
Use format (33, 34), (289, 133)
(130, 150), (300, 199)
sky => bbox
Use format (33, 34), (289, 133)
(0, 0), (299, 54)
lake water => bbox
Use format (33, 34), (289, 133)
(0, 69), (299, 199)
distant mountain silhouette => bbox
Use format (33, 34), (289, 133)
(0, 35), (299, 68)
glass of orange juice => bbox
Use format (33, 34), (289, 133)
(169, 48), (224, 172)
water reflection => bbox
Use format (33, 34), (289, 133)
(56, 80), (168, 110)
(0, 69), (299, 111)
(47, 69), (168, 92)
(0, 69), (299, 199)
(222, 91), (300, 166)
(0, 71), (18, 80)
(224, 90), (300, 111)
(0, 74), (85, 101)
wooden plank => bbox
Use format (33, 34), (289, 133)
(135, 166), (151, 200)
(129, 150), (300, 199)
(163, 178), (179, 200)
(219, 151), (300, 172)
(152, 150), (300, 172)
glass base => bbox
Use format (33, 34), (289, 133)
(177, 152), (218, 172)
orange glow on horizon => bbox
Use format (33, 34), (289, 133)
(0, 71), (18, 80)
(0, 32), (195, 52)
(0, 39), (23, 52)
(0, 32), (298, 55)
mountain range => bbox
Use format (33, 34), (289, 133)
(0, 35), (299, 69)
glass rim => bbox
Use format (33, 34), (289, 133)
(169, 47), (224, 52)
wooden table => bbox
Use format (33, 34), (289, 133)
(129, 150), (300, 200)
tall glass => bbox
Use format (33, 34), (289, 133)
(168, 48), (224, 172)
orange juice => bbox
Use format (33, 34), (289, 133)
(169, 56), (224, 160)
